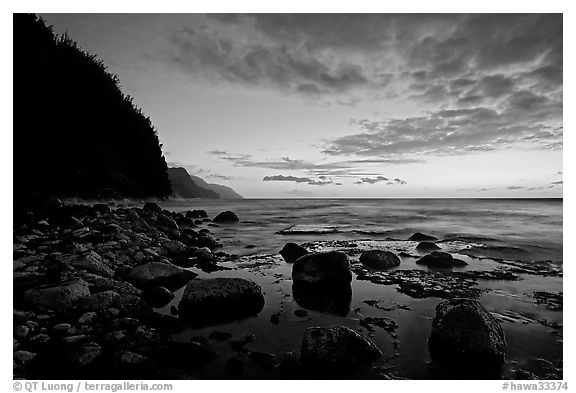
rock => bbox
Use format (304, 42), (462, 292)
(70, 342), (102, 368)
(294, 309), (309, 318)
(78, 312), (98, 325)
(143, 202), (163, 214)
(24, 278), (90, 311)
(160, 340), (217, 369)
(14, 350), (37, 372)
(162, 240), (188, 256)
(279, 242), (309, 263)
(186, 210), (208, 219)
(359, 250), (401, 270)
(249, 351), (276, 362)
(197, 233), (221, 250)
(300, 326), (382, 374)
(179, 278), (265, 325)
(125, 262), (197, 289)
(141, 286), (175, 307)
(429, 298), (506, 370)
(212, 211), (239, 223)
(14, 325), (30, 340)
(292, 251), (352, 288)
(416, 241), (441, 251)
(416, 251), (468, 268)
(408, 232), (438, 241)
(60, 251), (114, 277)
(81, 290), (121, 312)
(52, 323), (71, 335)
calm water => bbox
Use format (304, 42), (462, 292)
(153, 198), (562, 379)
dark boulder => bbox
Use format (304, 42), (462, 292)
(179, 278), (265, 325)
(408, 232), (438, 241)
(300, 326), (382, 375)
(186, 210), (208, 219)
(141, 286), (175, 307)
(359, 250), (400, 270)
(429, 298), (506, 373)
(125, 262), (197, 290)
(212, 211), (239, 223)
(24, 278), (90, 311)
(292, 251), (352, 288)
(279, 242), (309, 263)
(416, 241), (441, 251)
(416, 251), (467, 268)
(143, 202), (163, 215)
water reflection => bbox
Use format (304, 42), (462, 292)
(292, 283), (352, 316)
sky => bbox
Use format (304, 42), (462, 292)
(41, 13), (563, 198)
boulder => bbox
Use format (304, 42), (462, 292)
(300, 326), (382, 375)
(212, 211), (239, 223)
(60, 251), (114, 278)
(279, 242), (309, 263)
(408, 232), (438, 241)
(179, 278), (265, 324)
(292, 251), (352, 288)
(141, 286), (175, 307)
(24, 278), (90, 311)
(416, 251), (468, 267)
(429, 298), (506, 370)
(125, 262), (197, 290)
(143, 202), (163, 214)
(416, 241), (441, 251)
(186, 210), (208, 219)
(359, 250), (401, 270)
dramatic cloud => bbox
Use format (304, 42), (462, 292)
(167, 14), (561, 104)
(323, 95), (562, 157)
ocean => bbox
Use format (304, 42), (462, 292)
(152, 198), (563, 379)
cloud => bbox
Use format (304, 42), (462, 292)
(551, 180), (563, 185)
(263, 174), (335, 186)
(355, 176), (407, 185)
(323, 95), (562, 158)
(208, 150), (417, 177)
(166, 14), (562, 105)
(263, 175), (312, 183)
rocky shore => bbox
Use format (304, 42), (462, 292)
(13, 201), (563, 379)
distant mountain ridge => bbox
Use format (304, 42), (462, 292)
(167, 167), (243, 199)
(189, 174), (243, 199)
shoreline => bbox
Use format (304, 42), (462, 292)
(13, 201), (563, 379)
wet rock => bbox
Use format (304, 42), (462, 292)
(197, 233), (221, 250)
(279, 242), (309, 263)
(143, 202), (163, 214)
(416, 241), (441, 251)
(186, 210), (208, 219)
(24, 278), (90, 311)
(408, 232), (438, 241)
(249, 351), (276, 362)
(416, 251), (468, 268)
(78, 312), (97, 325)
(141, 286), (175, 307)
(359, 250), (401, 270)
(70, 342), (102, 368)
(429, 298), (506, 371)
(294, 309), (309, 318)
(14, 350), (37, 372)
(270, 312), (281, 325)
(60, 251), (114, 277)
(179, 278), (265, 325)
(300, 326), (382, 375)
(161, 240), (188, 256)
(14, 325), (30, 340)
(532, 291), (562, 311)
(125, 262), (197, 290)
(81, 290), (120, 312)
(292, 251), (352, 288)
(212, 211), (239, 223)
